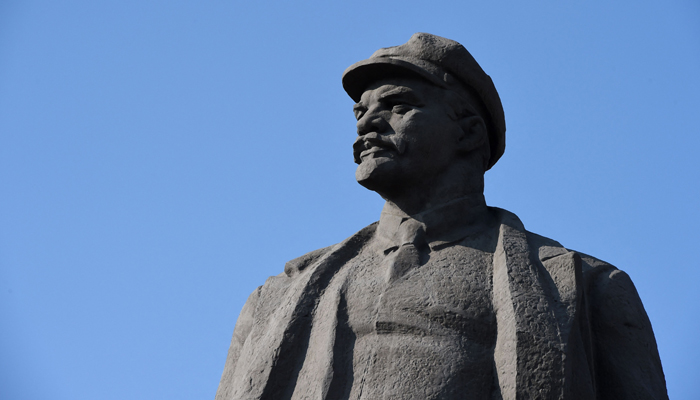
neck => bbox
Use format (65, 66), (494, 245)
(384, 190), (487, 218)
(379, 163), (486, 216)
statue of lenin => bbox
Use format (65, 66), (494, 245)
(215, 33), (668, 400)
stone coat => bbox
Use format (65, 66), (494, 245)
(215, 208), (667, 400)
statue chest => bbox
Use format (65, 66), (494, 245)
(339, 244), (497, 399)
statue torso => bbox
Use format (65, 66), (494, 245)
(335, 231), (498, 400)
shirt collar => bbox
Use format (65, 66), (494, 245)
(375, 195), (492, 252)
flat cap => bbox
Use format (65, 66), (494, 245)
(342, 33), (506, 170)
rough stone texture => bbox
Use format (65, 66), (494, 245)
(216, 33), (667, 399)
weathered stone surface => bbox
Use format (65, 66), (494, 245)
(216, 33), (667, 400)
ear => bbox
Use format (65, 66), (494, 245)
(456, 115), (487, 153)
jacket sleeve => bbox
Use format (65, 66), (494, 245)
(215, 286), (261, 400)
(586, 265), (668, 400)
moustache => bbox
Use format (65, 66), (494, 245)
(352, 133), (406, 164)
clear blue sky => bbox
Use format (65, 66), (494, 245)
(1, 1), (698, 399)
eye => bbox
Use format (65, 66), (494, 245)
(391, 104), (411, 114)
(353, 106), (367, 121)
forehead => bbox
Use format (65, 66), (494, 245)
(358, 77), (438, 105)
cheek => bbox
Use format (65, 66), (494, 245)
(405, 121), (441, 154)
(387, 117), (416, 154)
(415, 125), (459, 167)
(392, 114), (457, 163)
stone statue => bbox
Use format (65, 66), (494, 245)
(215, 33), (667, 400)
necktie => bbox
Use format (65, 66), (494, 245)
(384, 218), (429, 283)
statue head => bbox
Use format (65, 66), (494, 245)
(342, 33), (506, 200)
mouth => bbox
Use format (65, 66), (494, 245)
(360, 146), (393, 159)
(353, 137), (397, 164)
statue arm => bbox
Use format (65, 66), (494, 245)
(586, 266), (668, 399)
(215, 286), (261, 400)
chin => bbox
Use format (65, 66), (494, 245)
(355, 158), (401, 193)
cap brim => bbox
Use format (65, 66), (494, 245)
(342, 58), (447, 102)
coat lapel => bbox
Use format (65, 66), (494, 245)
(492, 209), (581, 400)
(228, 224), (375, 400)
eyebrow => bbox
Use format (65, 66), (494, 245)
(353, 103), (366, 112)
(354, 86), (424, 111)
(377, 87), (423, 104)
(376, 86), (413, 99)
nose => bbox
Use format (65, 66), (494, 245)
(356, 109), (388, 136)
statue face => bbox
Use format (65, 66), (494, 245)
(352, 77), (463, 195)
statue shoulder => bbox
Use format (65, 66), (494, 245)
(522, 228), (653, 328)
(283, 245), (336, 277)
(523, 228), (617, 276)
(282, 221), (379, 277)
(523, 229), (667, 397)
